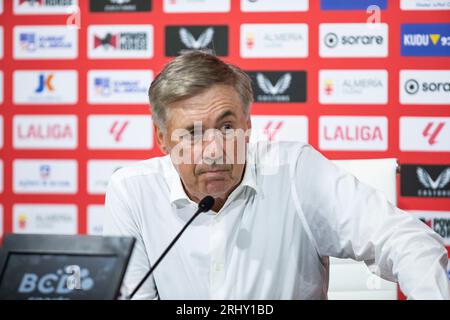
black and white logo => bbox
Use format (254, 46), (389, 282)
(400, 70), (450, 104)
(401, 164), (450, 198)
(324, 33), (339, 48)
(89, 0), (151, 12)
(320, 23), (388, 57)
(246, 71), (306, 103)
(165, 26), (228, 56)
(404, 79), (420, 94)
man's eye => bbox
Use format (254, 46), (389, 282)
(222, 124), (233, 131)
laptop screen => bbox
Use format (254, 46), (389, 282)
(0, 234), (135, 300)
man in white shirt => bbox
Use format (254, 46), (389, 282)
(104, 51), (450, 300)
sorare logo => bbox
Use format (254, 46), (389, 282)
(401, 23), (450, 56)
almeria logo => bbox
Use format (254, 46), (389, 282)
(246, 32), (255, 49)
(179, 27), (214, 50)
(263, 121), (284, 141)
(257, 73), (291, 95)
(109, 120), (129, 142)
(417, 167), (450, 190)
(324, 79), (333, 95)
(422, 122), (445, 145)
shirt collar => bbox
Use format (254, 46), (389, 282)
(168, 146), (261, 208)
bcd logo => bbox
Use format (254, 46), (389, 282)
(18, 267), (94, 295)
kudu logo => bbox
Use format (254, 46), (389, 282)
(18, 267), (94, 295)
(423, 122), (445, 145)
(257, 73), (291, 95)
(109, 120), (129, 142)
(417, 167), (450, 190)
(179, 27), (214, 50)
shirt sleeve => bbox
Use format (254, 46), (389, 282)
(294, 144), (450, 300)
(103, 174), (159, 300)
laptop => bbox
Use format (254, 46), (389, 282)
(0, 234), (135, 300)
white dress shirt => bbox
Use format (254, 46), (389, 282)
(103, 141), (450, 300)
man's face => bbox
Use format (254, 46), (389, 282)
(155, 85), (251, 205)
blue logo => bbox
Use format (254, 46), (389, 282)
(39, 165), (50, 180)
(94, 77), (111, 96)
(401, 24), (450, 56)
(20, 33), (36, 52)
(321, 0), (387, 10)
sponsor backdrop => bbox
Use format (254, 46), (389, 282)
(0, 0), (449, 298)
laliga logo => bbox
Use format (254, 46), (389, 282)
(18, 266), (94, 295)
(179, 28), (214, 50)
(257, 73), (291, 95)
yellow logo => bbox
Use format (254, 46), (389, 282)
(429, 34), (440, 45)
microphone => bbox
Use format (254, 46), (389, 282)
(127, 195), (215, 299)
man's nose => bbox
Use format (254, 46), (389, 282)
(202, 130), (224, 162)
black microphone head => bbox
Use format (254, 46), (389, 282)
(198, 196), (215, 213)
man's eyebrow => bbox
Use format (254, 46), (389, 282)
(216, 110), (237, 123)
(181, 110), (237, 132)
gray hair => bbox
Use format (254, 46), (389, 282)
(148, 51), (254, 131)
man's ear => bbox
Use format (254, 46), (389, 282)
(246, 115), (252, 143)
(154, 123), (168, 155)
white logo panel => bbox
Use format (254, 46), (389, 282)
(320, 23), (388, 57)
(88, 25), (153, 59)
(0, 160), (3, 194)
(319, 116), (388, 151)
(241, 0), (308, 12)
(163, 0), (230, 12)
(88, 70), (152, 104)
(13, 115), (78, 149)
(400, 70), (450, 105)
(14, 70), (78, 105)
(13, 159), (78, 194)
(319, 70), (388, 104)
(87, 160), (136, 194)
(0, 116), (3, 149)
(87, 205), (105, 236)
(13, 204), (77, 235)
(409, 211), (450, 245)
(13, 25), (78, 60)
(0, 27), (3, 59)
(0, 71), (3, 104)
(0, 205), (3, 239)
(240, 24), (308, 58)
(401, 0), (450, 10)
(250, 116), (308, 143)
(400, 117), (450, 152)
(14, 0), (78, 14)
(87, 115), (153, 150)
